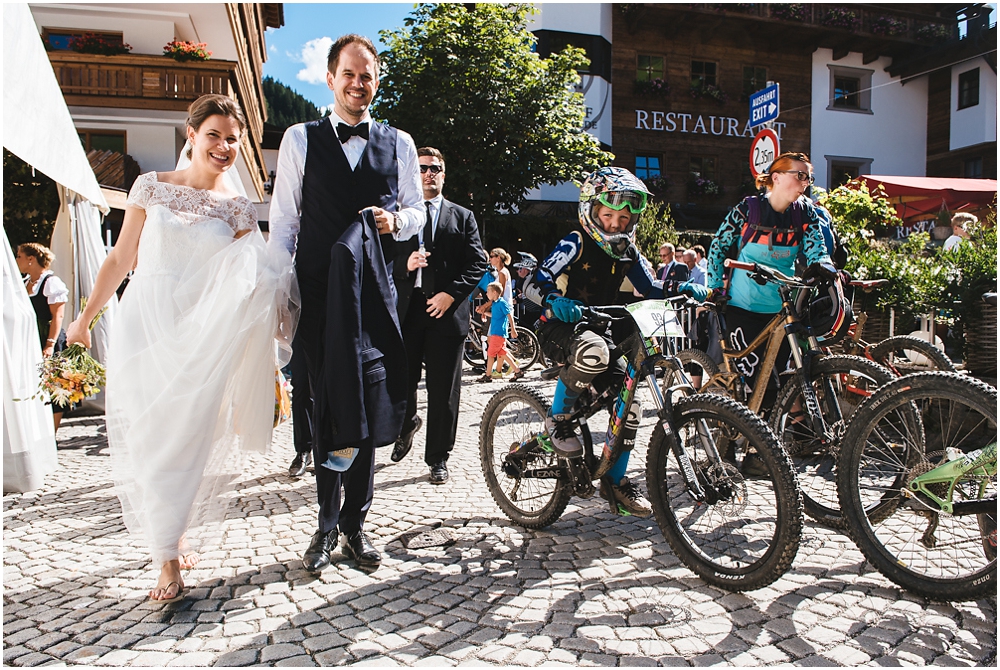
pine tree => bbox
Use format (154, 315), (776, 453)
(263, 76), (324, 130)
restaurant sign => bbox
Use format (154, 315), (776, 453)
(635, 109), (785, 139)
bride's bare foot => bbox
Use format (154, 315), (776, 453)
(149, 559), (184, 602)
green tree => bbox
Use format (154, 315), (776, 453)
(3, 149), (60, 249)
(375, 3), (611, 230)
(263, 76), (324, 130)
(634, 200), (678, 263)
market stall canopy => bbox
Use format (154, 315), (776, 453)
(3, 3), (108, 213)
(860, 175), (998, 222)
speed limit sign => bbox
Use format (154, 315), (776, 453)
(749, 128), (780, 178)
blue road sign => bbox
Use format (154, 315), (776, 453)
(749, 83), (780, 127)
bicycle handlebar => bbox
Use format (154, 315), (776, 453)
(723, 259), (808, 287)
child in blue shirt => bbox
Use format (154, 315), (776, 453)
(477, 282), (524, 383)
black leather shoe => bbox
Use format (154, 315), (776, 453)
(302, 529), (338, 573)
(429, 461), (449, 485)
(343, 530), (381, 567)
(391, 416), (422, 463)
(289, 451), (312, 477)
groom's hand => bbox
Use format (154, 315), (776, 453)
(364, 207), (398, 235)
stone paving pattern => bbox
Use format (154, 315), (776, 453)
(4, 367), (997, 667)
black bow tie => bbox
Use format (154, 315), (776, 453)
(337, 122), (369, 143)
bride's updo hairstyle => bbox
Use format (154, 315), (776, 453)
(755, 151), (811, 191)
(184, 94), (248, 159)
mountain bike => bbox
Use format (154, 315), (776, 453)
(836, 279), (957, 375)
(836, 371), (996, 600)
(479, 300), (803, 591)
(663, 260), (894, 529)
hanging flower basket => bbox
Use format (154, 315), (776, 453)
(69, 33), (132, 56)
(634, 78), (670, 98)
(642, 174), (670, 195)
(689, 177), (721, 197)
(164, 40), (212, 62)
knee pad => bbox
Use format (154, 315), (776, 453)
(560, 330), (609, 392)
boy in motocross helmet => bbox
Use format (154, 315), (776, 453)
(528, 167), (708, 516)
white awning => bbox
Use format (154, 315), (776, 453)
(3, 3), (108, 213)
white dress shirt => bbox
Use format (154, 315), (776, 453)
(267, 111), (423, 256)
(421, 193), (444, 244)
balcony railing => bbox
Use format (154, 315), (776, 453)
(47, 52), (237, 110)
(679, 4), (957, 43)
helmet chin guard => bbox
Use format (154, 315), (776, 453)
(578, 167), (651, 260)
(795, 278), (853, 344)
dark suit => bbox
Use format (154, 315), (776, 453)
(658, 260), (689, 283)
(394, 198), (488, 465)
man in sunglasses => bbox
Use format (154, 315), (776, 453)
(391, 147), (489, 485)
(524, 167), (708, 517)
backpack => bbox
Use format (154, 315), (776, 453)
(727, 195), (844, 270)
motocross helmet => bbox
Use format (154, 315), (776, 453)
(512, 251), (538, 270)
(795, 276), (853, 345)
(579, 167), (651, 259)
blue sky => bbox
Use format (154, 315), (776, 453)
(262, 2), (416, 111)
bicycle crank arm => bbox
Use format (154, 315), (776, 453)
(518, 467), (565, 479)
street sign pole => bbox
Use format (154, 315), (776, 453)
(749, 82), (781, 176)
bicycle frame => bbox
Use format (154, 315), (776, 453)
(906, 441), (998, 516)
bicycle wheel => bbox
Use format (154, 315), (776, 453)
(660, 348), (720, 402)
(508, 326), (541, 371)
(646, 393), (802, 591)
(868, 335), (958, 376)
(464, 330), (486, 367)
(837, 372), (997, 601)
(770, 354), (894, 529)
(479, 384), (572, 528)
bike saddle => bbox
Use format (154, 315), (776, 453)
(539, 365), (561, 381)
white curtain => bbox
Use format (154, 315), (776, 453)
(3, 229), (58, 493)
(72, 193), (117, 367)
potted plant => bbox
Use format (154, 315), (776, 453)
(915, 23), (952, 43)
(163, 40), (212, 62)
(69, 33), (132, 56)
(689, 82), (728, 103)
(634, 77), (670, 98)
(688, 176), (721, 198)
(870, 15), (908, 37)
(770, 4), (809, 22)
(821, 7), (861, 31)
(642, 174), (670, 196)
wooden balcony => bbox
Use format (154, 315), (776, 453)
(47, 51), (238, 112)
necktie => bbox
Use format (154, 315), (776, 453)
(420, 201), (435, 294)
(337, 122), (369, 143)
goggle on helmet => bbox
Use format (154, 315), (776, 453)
(579, 167), (652, 259)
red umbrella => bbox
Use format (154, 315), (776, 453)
(859, 175), (997, 223)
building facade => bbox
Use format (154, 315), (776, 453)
(528, 3), (996, 233)
(27, 2), (283, 206)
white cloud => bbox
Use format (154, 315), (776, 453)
(295, 37), (333, 85)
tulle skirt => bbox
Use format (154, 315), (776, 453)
(106, 214), (295, 566)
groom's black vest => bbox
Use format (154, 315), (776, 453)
(296, 118), (399, 293)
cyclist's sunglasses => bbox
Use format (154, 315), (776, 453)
(597, 190), (647, 214)
(419, 164), (443, 174)
(774, 170), (815, 184)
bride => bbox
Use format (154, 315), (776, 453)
(67, 94), (295, 602)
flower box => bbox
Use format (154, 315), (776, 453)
(769, 4), (809, 22)
(634, 78), (670, 98)
(164, 40), (212, 62)
(821, 7), (861, 31)
(69, 33), (131, 56)
(869, 15), (908, 37)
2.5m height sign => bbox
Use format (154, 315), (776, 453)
(749, 83), (780, 127)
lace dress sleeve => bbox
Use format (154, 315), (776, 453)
(232, 198), (258, 234)
(126, 172), (157, 210)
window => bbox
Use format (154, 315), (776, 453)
(691, 60), (717, 88)
(42, 28), (125, 51)
(827, 65), (873, 113)
(78, 130), (126, 154)
(635, 155), (661, 179)
(743, 66), (767, 98)
(637, 55), (664, 82)
(958, 68), (980, 109)
(825, 155), (873, 190)
(964, 157), (983, 179)
(690, 156), (716, 180)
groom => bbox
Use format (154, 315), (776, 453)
(268, 34), (424, 571)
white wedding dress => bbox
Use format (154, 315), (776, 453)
(107, 172), (295, 565)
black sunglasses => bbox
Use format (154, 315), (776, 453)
(774, 170), (815, 184)
(419, 164), (443, 174)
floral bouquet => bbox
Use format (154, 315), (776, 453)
(163, 40), (212, 62)
(22, 306), (108, 408)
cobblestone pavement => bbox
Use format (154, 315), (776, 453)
(4, 366), (997, 667)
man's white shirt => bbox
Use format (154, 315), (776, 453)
(268, 111), (423, 256)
